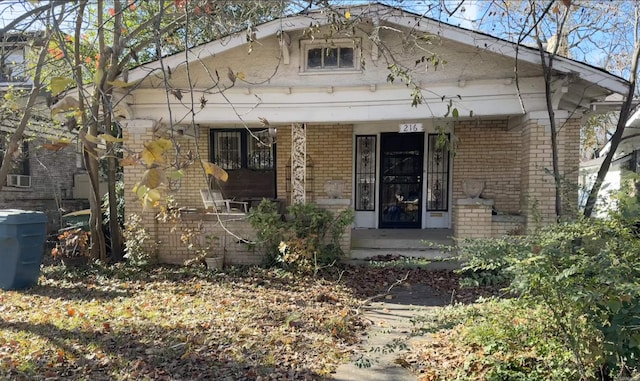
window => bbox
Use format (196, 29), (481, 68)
(302, 39), (360, 72)
(210, 129), (274, 170)
(426, 134), (450, 211)
(354, 135), (376, 211)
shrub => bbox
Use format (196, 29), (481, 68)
(248, 200), (354, 273)
(457, 218), (640, 380)
(51, 228), (91, 259)
(123, 213), (157, 266)
(412, 299), (579, 380)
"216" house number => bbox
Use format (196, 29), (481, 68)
(399, 123), (424, 133)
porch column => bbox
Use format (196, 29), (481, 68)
(291, 123), (307, 204)
(519, 110), (580, 231)
(121, 119), (161, 254)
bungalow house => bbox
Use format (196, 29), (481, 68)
(117, 4), (628, 265)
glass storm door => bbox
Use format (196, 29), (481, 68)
(379, 132), (424, 228)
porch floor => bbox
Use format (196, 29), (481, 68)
(350, 228), (456, 261)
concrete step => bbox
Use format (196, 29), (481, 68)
(349, 247), (455, 261)
(351, 238), (451, 250)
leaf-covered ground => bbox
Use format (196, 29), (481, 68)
(0, 264), (369, 381)
(0, 261), (498, 380)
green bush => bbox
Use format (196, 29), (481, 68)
(457, 217), (640, 380)
(247, 200), (354, 273)
(123, 213), (157, 266)
(412, 299), (578, 380)
(461, 299), (578, 381)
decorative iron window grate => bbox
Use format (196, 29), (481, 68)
(211, 129), (274, 171)
(426, 133), (450, 211)
(355, 135), (376, 211)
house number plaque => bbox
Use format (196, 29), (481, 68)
(399, 123), (423, 133)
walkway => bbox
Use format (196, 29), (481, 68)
(332, 283), (448, 381)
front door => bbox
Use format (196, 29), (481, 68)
(379, 132), (424, 228)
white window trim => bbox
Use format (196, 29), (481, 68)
(299, 38), (362, 74)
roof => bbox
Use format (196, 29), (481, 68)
(127, 3), (629, 97)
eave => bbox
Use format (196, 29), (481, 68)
(127, 3), (629, 98)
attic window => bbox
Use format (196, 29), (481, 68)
(301, 39), (360, 73)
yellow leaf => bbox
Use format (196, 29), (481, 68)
(119, 155), (137, 166)
(94, 68), (104, 85)
(107, 79), (140, 88)
(201, 160), (228, 182)
(166, 169), (184, 180)
(97, 134), (124, 143)
(345, 10), (351, 19)
(140, 138), (172, 167)
(141, 168), (163, 189)
(141, 148), (161, 167)
(153, 138), (173, 151)
(146, 189), (162, 202)
(50, 77), (75, 96)
(134, 183), (148, 199)
(83, 132), (100, 144)
(236, 72), (245, 81)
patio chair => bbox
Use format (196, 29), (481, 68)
(200, 189), (248, 213)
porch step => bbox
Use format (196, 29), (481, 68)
(348, 248), (455, 261)
(351, 228), (454, 249)
(350, 238), (450, 250)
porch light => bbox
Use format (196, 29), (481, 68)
(268, 127), (277, 139)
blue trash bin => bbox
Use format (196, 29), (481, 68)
(0, 209), (47, 290)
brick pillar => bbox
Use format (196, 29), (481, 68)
(519, 111), (580, 230)
(121, 119), (160, 255)
(453, 198), (494, 239)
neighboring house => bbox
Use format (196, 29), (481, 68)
(116, 4), (628, 264)
(580, 107), (640, 216)
(0, 32), (104, 233)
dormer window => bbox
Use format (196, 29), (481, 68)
(301, 39), (360, 73)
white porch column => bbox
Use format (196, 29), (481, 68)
(291, 123), (307, 204)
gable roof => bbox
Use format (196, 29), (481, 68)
(127, 3), (629, 97)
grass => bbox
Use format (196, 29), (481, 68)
(0, 263), (365, 380)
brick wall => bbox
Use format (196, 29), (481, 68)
(453, 198), (494, 239)
(123, 121), (354, 264)
(453, 115), (581, 235)
(154, 213), (261, 265)
(0, 136), (88, 232)
(557, 118), (580, 217)
(453, 119), (521, 214)
(519, 115), (581, 228)
(277, 124), (353, 205)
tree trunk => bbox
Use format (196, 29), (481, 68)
(0, 35), (50, 189)
(584, 8), (640, 218)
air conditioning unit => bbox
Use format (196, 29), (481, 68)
(6, 174), (31, 188)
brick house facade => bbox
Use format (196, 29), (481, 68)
(0, 32), (96, 233)
(117, 5), (627, 265)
